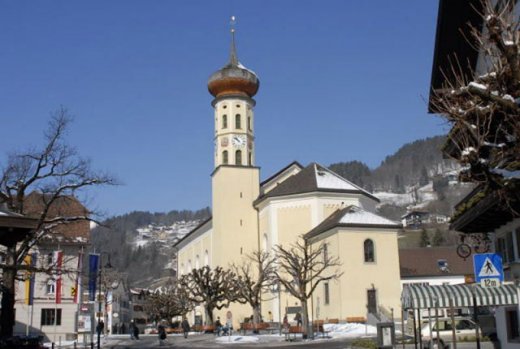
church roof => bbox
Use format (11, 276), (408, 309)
(260, 161), (303, 187)
(305, 205), (400, 240)
(255, 163), (379, 204)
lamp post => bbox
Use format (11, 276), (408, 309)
(270, 281), (282, 335)
(97, 253), (112, 349)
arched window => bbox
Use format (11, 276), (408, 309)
(188, 259), (192, 271)
(195, 255), (200, 269)
(235, 150), (242, 165)
(204, 250), (209, 266)
(180, 263), (185, 275)
(235, 114), (241, 129)
(222, 150), (228, 164)
(249, 152), (252, 165)
(222, 114), (228, 129)
(248, 116), (251, 131)
(364, 239), (375, 262)
(263, 234), (268, 251)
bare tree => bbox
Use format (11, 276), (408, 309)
(0, 107), (117, 336)
(274, 237), (343, 339)
(431, 0), (520, 214)
(145, 284), (193, 324)
(232, 250), (277, 331)
(177, 266), (241, 325)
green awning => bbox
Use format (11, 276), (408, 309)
(402, 283), (518, 309)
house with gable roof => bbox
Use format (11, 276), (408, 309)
(9, 192), (90, 342)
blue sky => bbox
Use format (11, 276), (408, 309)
(0, 1), (447, 216)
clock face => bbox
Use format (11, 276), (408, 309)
(232, 135), (246, 148)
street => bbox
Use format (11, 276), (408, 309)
(83, 334), (497, 349)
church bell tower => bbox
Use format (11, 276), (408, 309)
(208, 21), (259, 168)
(207, 19), (260, 268)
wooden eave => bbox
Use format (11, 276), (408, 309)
(450, 189), (519, 233)
(0, 215), (38, 246)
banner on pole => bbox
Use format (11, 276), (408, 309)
(24, 253), (37, 305)
(88, 254), (99, 302)
(74, 249), (84, 304)
(55, 251), (63, 304)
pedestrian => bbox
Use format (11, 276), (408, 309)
(215, 317), (223, 336)
(283, 314), (289, 330)
(129, 321), (135, 340)
(96, 320), (104, 338)
(133, 322), (140, 340)
(181, 317), (190, 338)
(294, 312), (302, 327)
(158, 323), (167, 346)
(225, 316), (233, 336)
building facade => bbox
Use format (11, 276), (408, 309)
(12, 194), (89, 342)
(175, 28), (402, 327)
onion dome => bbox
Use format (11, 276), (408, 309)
(208, 25), (259, 98)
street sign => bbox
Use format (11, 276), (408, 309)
(473, 253), (503, 285)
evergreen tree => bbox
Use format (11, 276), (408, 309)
(419, 229), (430, 247)
(432, 229), (446, 247)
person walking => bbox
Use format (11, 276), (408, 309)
(129, 321), (135, 340)
(133, 322), (140, 340)
(181, 317), (190, 339)
(215, 317), (223, 336)
(294, 312), (302, 327)
(158, 323), (167, 346)
(96, 320), (105, 338)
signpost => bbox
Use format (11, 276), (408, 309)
(473, 253), (503, 287)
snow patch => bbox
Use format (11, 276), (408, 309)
(325, 323), (378, 338)
(215, 335), (260, 344)
(469, 82), (488, 91)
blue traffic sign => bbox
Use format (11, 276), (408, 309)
(473, 253), (504, 283)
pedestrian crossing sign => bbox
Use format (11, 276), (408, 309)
(473, 253), (504, 283)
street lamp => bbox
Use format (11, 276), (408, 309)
(269, 281), (282, 335)
(97, 253), (112, 349)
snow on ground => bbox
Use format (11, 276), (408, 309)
(215, 335), (260, 344)
(375, 191), (414, 206)
(325, 323), (377, 338)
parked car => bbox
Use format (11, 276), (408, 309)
(421, 317), (493, 349)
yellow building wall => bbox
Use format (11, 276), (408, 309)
(211, 165), (260, 327)
(277, 205), (312, 246)
(312, 228), (402, 322)
(212, 166), (259, 268)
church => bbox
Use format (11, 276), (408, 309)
(174, 28), (402, 327)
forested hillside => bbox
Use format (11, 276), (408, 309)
(90, 208), (210, 285)
(329, 136), (458, 192)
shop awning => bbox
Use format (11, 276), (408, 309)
(402, 283), (518, 309)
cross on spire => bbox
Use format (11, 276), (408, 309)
(229, 16), (238, 66)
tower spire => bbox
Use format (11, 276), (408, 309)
(229, 16), (238, 66)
